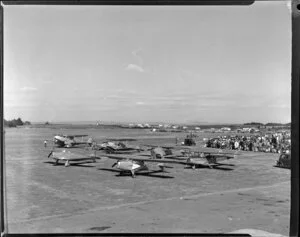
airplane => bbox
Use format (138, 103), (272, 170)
(92, 140), (144, 154)
(175, 146), (240, 158)
(140, 144), (176, 158)
(184, 153), (236, 169)
(50, 134), (94, 148)
(47, 148), (101, 167)
(142, 144), (238, 159)
(169, 145), (239, 169)
(102, 154), (187, 178)
(141, 145), (238, 169)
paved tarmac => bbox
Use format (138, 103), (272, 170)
(4, 128), (290, 235)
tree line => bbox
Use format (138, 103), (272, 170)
(244, 122), (291, 126)
(4, 118), (31, 127)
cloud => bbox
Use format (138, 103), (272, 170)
(20, 87), (38, 92)
(125, 64), (145, 72)
(132, 48), (143, 65)
(136, 101), (145, 105)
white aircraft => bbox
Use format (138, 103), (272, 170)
(92, 140), (144, 154)
(47, 149), (100, 167)
(103, 154), (187, 178)
(51, 134), (93, 148)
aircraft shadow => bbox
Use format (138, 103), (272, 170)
(219, 163), (235, 167)
(273, 165), (290, 170)
(183, 165), (234, 171)
(109, 138), (137, 141)
(212, 166), (235, 171)
(44, 161), (96, 168)
(98, 168), (174, 179)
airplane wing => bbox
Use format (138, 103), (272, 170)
(140, 153), (179, 159)
(73, 141), (91, 145)
(51, 150), (100, 161)
(104, 154), (188, 165)
(176, 146), (240, 156)
(108, 138), (137, 142)
(141, 144), (175, 149)
(68, 135), (89, 138)
(139, 153), (236, 160)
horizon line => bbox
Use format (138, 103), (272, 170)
(27, 120), (291, 126)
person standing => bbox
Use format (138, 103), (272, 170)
(234, 140), (239, 150)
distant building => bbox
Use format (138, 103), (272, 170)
(242, 127), (251, 132)
(221, 127), (231, 131)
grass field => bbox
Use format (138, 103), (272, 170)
(3, 126), (290, 235)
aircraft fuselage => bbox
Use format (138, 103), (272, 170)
(115, 160), (148, 177)
(54, 135), (75, 147)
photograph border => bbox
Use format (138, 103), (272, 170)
(0, 1), (298, 236)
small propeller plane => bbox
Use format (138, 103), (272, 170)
(142, 144), (237, 157)
(47, 149), (101, 167)
(184, 153), (236, 169)
(177, 146), (240, 157)
(141, 145), (238, 169)
(92, 141), (144, 154)
(140, 144), (177, 158)
(51, 134), (93, 148)
(102, 154), (187, 178)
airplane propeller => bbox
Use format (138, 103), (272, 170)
(48, 151), (53, 158)
(112, 162), (117, 168)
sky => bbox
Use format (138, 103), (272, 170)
(3, 1), (292, 124)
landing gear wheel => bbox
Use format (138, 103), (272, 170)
(65, 160), (70, 167)
(131, 170), (136, 178)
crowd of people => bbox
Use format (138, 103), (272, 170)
(204, 131), (291, 154)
